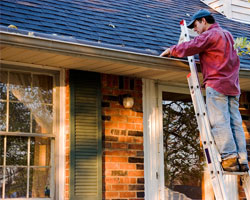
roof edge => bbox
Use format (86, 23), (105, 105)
(0, 26), (191, 72)
(1, 26), (250, 76)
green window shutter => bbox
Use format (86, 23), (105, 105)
(70, 70), (102, 200)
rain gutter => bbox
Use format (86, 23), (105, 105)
(0, 26), (190, 72)
(1, 26), (250, 77)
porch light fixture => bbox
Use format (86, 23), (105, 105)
(122, 95), (134, 109)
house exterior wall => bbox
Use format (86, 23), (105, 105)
(64, 72), (144, 200)
(64, 70), (249, 200)
(101, 74), (144, 200)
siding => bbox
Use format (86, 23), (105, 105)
(201, 0), (250, 24)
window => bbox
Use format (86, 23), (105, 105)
(0, 69), (56, 199)
(162, 91), (204, 199)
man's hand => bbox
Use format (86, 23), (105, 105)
(160, 48), (171, 57)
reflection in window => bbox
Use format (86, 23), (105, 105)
(6, 137), (28, 166)
(0, 103), (7, 131)
(0, 137), (3, 165)
(9, 103), (30, 133)
(0, 167), (3, 197)
(163, 92), (204, 199)
(29, 168), (50, 198)
(0, 69), (54, 199)
(5, 168), (27, 198)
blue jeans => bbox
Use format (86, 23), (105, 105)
(206, 87), (248, 164)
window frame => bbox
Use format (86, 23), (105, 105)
(0, 66), (64, 200)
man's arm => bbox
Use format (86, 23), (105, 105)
(160, 31), (213, 58)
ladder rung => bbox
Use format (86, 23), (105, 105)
(223, 171), (249, 175)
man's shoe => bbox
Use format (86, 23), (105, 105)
(221, 157), (240, 172)
(239, 164), (249, 172)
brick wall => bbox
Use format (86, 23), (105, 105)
(238, 91), (250, 200)
(101, 74), (144, 200)
(65, 70), (70, 200)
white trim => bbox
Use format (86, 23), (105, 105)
(157, 85), (165, 200)
(143, 79), (165, 200)
(58, 69), (66, 200)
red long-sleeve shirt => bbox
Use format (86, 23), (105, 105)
(170, 23), (240, 96)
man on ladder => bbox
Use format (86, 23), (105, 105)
(160, 9), (249, 173)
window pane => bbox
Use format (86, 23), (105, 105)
(0, 71), (7, 100)
(6, 137), (28, 166)
(32, 105), (53, 134)
(9, 72), (31, 101)
(9, 102), (30, 133)
(33, 75), (53, 104)
(163, 92), (204, 199)
(30, 138), (50, 166)
(29, 168), (50, 198)
(0, 167), (3, 197)
(0, 102), (6, 131)
(5, 167), (27, 198)
(0, 136), (3, 165)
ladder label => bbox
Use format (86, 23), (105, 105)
(205, 148), (211, 164)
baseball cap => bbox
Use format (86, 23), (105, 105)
(187, 9), (211, 29)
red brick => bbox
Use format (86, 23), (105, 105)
(110, 101), (123, 109)
(104, 184), (111, 191)
(120, 192), (136, 198)
(119, 177), (130, 184)
(120, 163), (136, 170)
(103, 108), (119, 115)
(102, 75), (144, 198)
(128, 171), (144, 177)
(136, 112), (143, 117)
(133, 137), (144, 143)
(111, 142), (128, 149)
(120, 109), (133, 116)
(118, 123), (136, 130)
(134, 125), (142, 131)
(101, 88), (114, 95)
(104, 150), (136, 157)
(112, 184), (128, 191)
(119, 136), (134, 143)
(105, 121), (119, 129)
(104, 177), (120, 184)
(105, 162), (120, 169)
(111, 115), (128, 122)
(105, 192), (119, 198)
(128, 144), (143, 150)
(130, 178), (137, 184)
(127, 117), (143, 123)
(104, 170), (112, 176)
(109, 156), (128, 163)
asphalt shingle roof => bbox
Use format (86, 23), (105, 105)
(0, 0), (250, 69)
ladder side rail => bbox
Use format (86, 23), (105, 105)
(188, 76), (228, 200)
(191, 79), (222, 162)
(180, 20), (201, 86)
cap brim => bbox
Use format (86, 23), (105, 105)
(187, 20), (195, 29)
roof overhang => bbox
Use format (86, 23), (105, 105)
(1, 30), (250, 91)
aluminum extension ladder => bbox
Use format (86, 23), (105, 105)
(179, 19), (250, 200)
